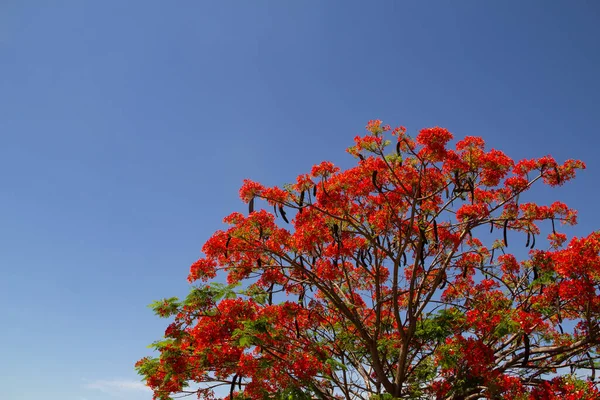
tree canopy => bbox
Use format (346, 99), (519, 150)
(137, 121), (599, 399)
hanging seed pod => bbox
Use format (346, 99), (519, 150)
(225, 236), (231, 257)
(420, 227), (428, 245)
(279, 206), (289, 223)
(503, 219), (509, 247)
(372, 171), (381, 192)
(299, 190), (305, 207)
(267, 283), (274, 305)
(313, 184), (317, 197)
(525, 231), (530, 248)
(230, 374), (238, 400)
(249, 196), (255, 214)
(366, 249), (373, 264)
(490, 221), (494, 233)
(440, 271), (447, 289)
(530, 233), (536, 249)
(396, 141), (401, 156)
(433, 219), (439, 244)
(402, 252), (407, 265)
(551, 218), (556, 234)
(360, 251), (368, 268)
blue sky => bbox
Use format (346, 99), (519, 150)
(1, 1), (599, 399)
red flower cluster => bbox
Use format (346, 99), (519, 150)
(138, 121), (597, 400)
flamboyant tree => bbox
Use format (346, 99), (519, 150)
(137, 121), (600, 400)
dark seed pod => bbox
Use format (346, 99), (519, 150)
(530, 233), (536, 249)
(525, 231), (530, 248)
(551, 218), (556, 234)
(332, 223), (339, 239)
(420, 227), (428, 245)
(313, 185), (317, 197)
(533, 266), (539, 281)
(268, 283), (274, 305)
(402, 252), (407, 265)
(372, 171), (381, 192)
(359, 252), (368, 268)
(299, 190), (305, 207)
(365, 249), (373, 264)
(249, 197), (255, 214)
(358, 153), (365, 161)
(279, 206), (289, 223)
(225, 236), (231, 257)
(433, 219), (439, 244)
(230, 374), (238, 400)
(396, 141), (401, 156)
(490, 221), (494, 233)
(503, 219), (509, 247)
(257, 258), (262, 268)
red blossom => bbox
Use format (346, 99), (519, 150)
(138, 121), (596, 400)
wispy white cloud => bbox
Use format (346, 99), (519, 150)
(84, 379), (150, 396)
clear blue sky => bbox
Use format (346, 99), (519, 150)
(1, 2), (599, 399)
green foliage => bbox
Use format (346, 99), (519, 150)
(415, 308), (464, 343)
(149, 297), (180, 318)
(492, 316), (519, 338)
(232, 315), (272, 347)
